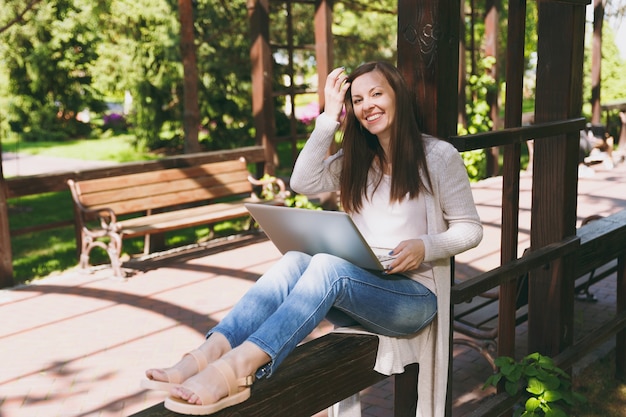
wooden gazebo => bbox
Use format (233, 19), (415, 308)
(247, 0), (587, 362)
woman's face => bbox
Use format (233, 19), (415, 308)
(350, 70), (396, 142)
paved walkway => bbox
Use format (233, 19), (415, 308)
(0, 159), (625, 417)
(2, 152), (115, 178)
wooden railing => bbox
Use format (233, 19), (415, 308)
(463, 210), (626, 417)
(448, 117), (626, 416)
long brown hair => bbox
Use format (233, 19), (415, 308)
(339, 61), (432, 213)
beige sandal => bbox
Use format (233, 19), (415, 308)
(164, 359), (254, 415)
(141, 349), (209, 391)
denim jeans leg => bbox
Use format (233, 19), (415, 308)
(246, 253), (437, 377)
(208, 251), (313, 347)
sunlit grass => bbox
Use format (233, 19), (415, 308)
(8, 191), (249, 285)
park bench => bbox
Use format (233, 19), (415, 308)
(67, 157), (287, 278)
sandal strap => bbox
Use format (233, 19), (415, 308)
(184, 349), (209, 373)
(158, 367), (183, 384)
(179, 359), (254, 405)
(211, 359), (254, 396)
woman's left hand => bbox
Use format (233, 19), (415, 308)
(385, 239), (425, 274)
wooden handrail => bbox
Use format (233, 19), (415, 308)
(451, 236), (580, 305)
(448, 117), (586, 152)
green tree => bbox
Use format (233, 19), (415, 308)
(2, 0), (107, 141)
(91, 0), (182, 150)
(332, 0), (398, 70)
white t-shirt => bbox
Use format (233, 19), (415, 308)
(350, 171), (435, 292)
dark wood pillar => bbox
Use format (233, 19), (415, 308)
(179, 0), (201, 154)
(484, 0), (500, 177)
(314, 0), (339, 210)
(397, 2), (460, 415)
(0, 142), (14, 288)
(315, 0), (333, 112)
(248, 0), (277, 175)
(528, 0), (586, 356)
(498, 0), (526, 362)
(617, 251), (626, 381)
(397, 0), (460, 138)
(590, 0), (604, 126)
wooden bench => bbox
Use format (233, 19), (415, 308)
(130, 333), (419, 417)
(126, 210), (626, 417)
(67, 157), (287, 278)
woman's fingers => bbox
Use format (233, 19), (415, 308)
(324, 67), (350, 121)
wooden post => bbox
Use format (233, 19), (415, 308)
(178, 0), (201, 154)
(397, 0), (460, 138)
(617, 251), (626, 381)
(483, 0), (500, 177)
(498, 0), (526, 363)
(0, 141), (14, 288)
(590, 0), (604, 126)
(314, 0), (339, 210)
(528, 0), (586, 356)
(248, 0), (277, 176)
(398, 1), (460, 415)
(315, 0), (333, 112)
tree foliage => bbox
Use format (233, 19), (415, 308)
(1, 0), (624, 155)
(1, 0), (108, 141)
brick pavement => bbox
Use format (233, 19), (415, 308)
(0, 160), (624, 417)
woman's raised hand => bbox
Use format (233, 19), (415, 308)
(324, 67), (350, 122)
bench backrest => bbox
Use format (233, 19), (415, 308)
(69, 158), (253, 215)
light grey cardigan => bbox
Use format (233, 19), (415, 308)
(291, 113), (483, 417)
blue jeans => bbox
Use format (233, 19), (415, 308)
(208, 251), (437, 378)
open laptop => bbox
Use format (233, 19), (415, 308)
(244, 203), (394, 271)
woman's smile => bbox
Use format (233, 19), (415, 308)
(350, 70), (396, 141)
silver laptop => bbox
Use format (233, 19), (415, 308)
(244, 203), (394, 271)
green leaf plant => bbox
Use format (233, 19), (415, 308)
(483, 353), (587, 417)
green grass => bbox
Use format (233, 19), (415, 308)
(8, 190), (249, 284)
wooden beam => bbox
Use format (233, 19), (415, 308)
(529, 0), (586, 356)
(397, 0), (460, 138)
(314, 0), (333, 111)
(499, 0), (527, 363)
(248, 0), (277, 176)
(129, 334), (387, 417)
(0, 171), (14, 288)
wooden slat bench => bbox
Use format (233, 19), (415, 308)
(130, 333), (419, 417)
(67, 157), (287, 278)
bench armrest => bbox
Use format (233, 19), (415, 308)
(83, 206), (119, 231)
(248, 174), (290, 200)
(67, 178), (120, 231)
